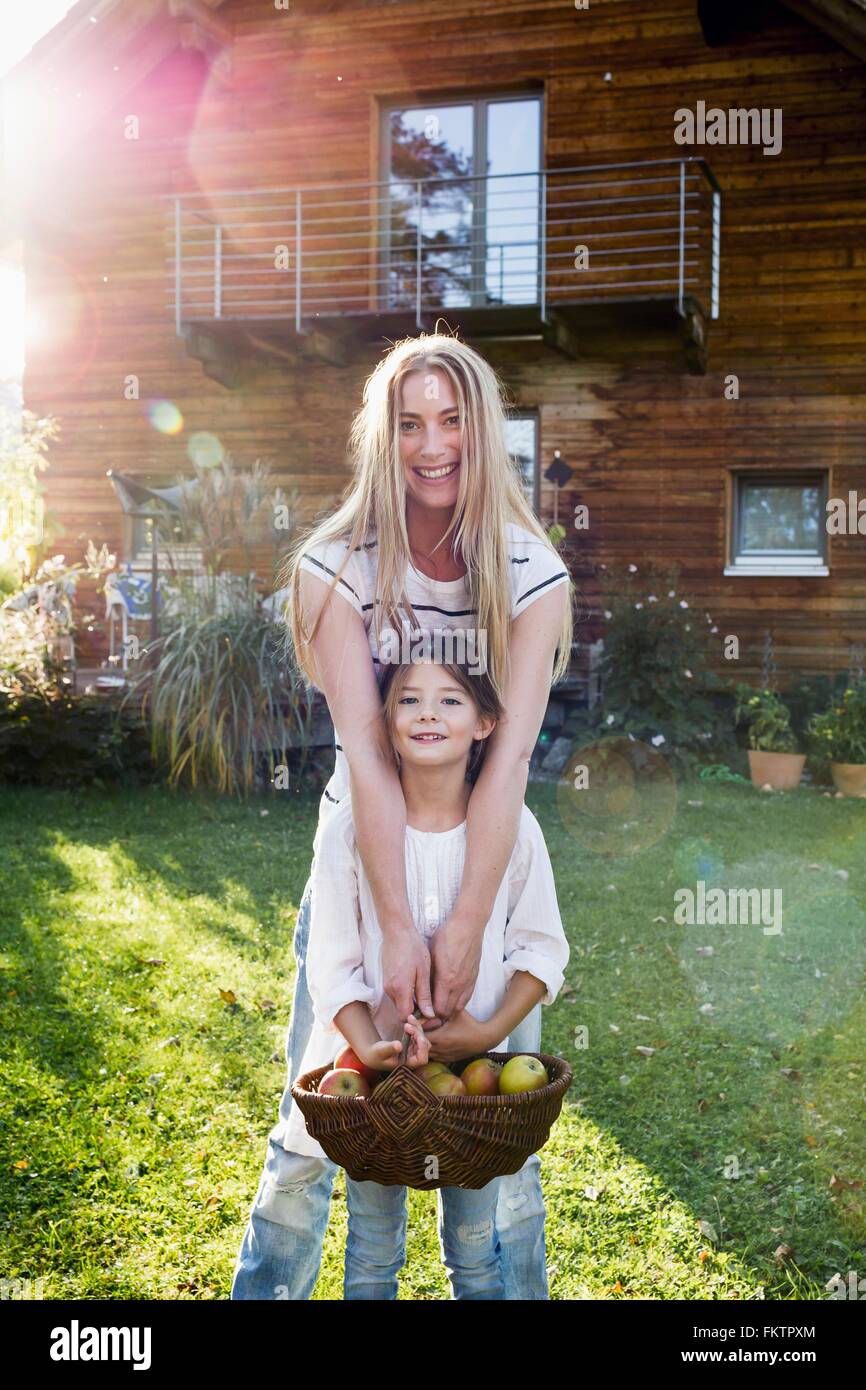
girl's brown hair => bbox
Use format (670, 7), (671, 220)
(378, 658), (505, 785)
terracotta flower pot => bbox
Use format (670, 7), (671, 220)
(830, 762), (866, 797)
(747, 749), (806, 791)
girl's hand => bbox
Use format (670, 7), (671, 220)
(363, 1038), (405, 1073)
(402, 1014), (431, 1069)
(422, 1008), (494, 1065)
(366, 1015), (431, 1074)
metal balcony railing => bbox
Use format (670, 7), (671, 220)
(166, 158), (721, 333)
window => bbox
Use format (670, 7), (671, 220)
(726, 472), (829, 576)
(380, 92), (542, 312)
(504, 410), (538, 513)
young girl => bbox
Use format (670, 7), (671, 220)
(283, 655), (569, 1300)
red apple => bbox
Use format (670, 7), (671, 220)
(461, 1057), (502, 1096)
(318, 1068), (371, 1099)
(498, 1055), (548, 1095)
(333, 1044), (379, 1086)
(428, 1072), (467, 1097)
(417, 1061), (452, 1087)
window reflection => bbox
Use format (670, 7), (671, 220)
(384, 96), (541, 311)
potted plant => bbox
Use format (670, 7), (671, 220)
(734, 684), (806, 790)
(807, 679), (866, 796)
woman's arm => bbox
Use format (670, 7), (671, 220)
(299, 569), (435, 1023)
(429, 583), (568, 1020)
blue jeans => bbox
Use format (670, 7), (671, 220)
(231, 877), (548, 1301)
(344, 1175), (503, 1300)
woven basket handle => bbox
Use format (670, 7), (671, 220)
(399, 1008), (423, 1068)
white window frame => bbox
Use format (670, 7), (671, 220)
(724, 470), (830, 578)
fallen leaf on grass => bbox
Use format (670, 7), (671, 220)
(219, 989), (238, 1005)
(257, 999), (277, 1012)
(779, 1068), (802, 1081)
(141, 958), (166, 968)
(829, 1174), (863, 1192)
(774, 1243), (794, 1263)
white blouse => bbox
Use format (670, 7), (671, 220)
(294, 521), (570, 861)
(281, 797), (570, 1159)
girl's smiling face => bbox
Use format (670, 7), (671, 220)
(398, 368), (462, 511)
(389, 661), (494, 769)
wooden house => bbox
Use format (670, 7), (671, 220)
(4, 0), (866, 685)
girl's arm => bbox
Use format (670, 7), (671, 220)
(429, 582), (568, 1020)
(300, 569), (435, 1024)
(333, 1002), (431, 1073)
(423, 971), (546, 1064)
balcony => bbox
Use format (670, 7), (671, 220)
(166, 157), (721, 379)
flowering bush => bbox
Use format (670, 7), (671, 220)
(734, 685), (799, 754)
(588, 564), (732, 775)
(807, 680), (866, 765)
(0, 543), (114, 699)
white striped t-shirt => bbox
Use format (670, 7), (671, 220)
(296, 521), (570, 858)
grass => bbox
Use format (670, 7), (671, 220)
(0, 778), (864, 1299)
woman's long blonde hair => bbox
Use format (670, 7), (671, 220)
(283, 332), (574, 702)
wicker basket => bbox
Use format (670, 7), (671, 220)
(291, 1050), (573, 1190)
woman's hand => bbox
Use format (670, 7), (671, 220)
(422, 1007), (493, 1065)
(381, 927), (436, 1025)
(428, 912), (485, 1021)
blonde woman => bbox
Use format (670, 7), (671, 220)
(232, 332), (573, 1301)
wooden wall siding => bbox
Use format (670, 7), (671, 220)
(19, 0), (866, 679)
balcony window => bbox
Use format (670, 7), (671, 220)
(725, 472), (829, 576)
(504, 410), (539, 512)
(381, 93), (542, 312)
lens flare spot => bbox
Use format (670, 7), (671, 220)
(187, 431), (225, 467)
(147, 400), (184, 435)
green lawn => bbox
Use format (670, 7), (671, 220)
(0, 779), (863, 1300)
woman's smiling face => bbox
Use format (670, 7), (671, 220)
(398, 367), (462, 511)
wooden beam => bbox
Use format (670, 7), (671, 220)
(541, 308), (583, 361)
(779, 0), (866, 62)
(181, 325), (251, 389)
(679, 297), (709, 375)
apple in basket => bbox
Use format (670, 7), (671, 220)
(333, 1043), (380, 1087)
(498, 1056), (548, 1095)
(318, 1068), (371, 1099)
(417, 1061), (452, 1087)
(461, 1057), (502, 1096)
(427, 1072), (467, 1097)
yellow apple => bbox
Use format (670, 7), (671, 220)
(498, 1055), (548, 1095)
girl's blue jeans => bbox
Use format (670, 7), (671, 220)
(230, 877), (548, 1301)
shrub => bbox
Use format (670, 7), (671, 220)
(734, 685), (799, 754)
(808, 679), (866, 766)
(124, 608), (312, 798)
(0, 692), (155, 787)
(121, 454), (314, 797)
(588, 564), (733, 776)
(0, 544), (114, 699)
